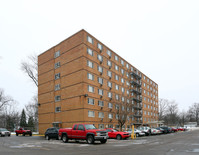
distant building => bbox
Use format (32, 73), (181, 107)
(184, 122), (197, 128)
(38, 29), (159, 134)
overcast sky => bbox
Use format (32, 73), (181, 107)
(0, 0), (199, 112)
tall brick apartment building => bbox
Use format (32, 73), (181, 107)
(38, 29), (159, 134)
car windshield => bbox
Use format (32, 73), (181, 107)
(0, 128), (8, 131)
(112, 129), (118, 132)
(85, 124), (96, 130)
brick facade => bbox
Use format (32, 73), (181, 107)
(38, 29), (159, 134)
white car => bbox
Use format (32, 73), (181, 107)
(151, 128), (162, 135)
(137, 126), (151, 136)
(0, 128), (11, 137)
(125, 129), (145, 137)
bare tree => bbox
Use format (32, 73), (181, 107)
(158, 98), (169, 121)
(187, 103), (199, 125)
(165, 100), (179, 126)
(117, 100), (133, 131)
(25, 95), (38, 131)
(21, 54), (38, 87)
(0, 88), (13, 110)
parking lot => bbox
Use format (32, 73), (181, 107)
(1, 129), (199, 155)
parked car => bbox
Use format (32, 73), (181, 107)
(45, 127), (59, 140)
(0, 128), (11, 137)
(151, 128), (162, 135)
(171, 127), (178, 132)
(15, 128), (32, 136)
(156, 127), (165, 134)
(125, 129), (145, 137)
(159, 126), (171, 134)
(137, 126), (151, 136)
(177, 127), (185, 131)
(59, 124), (108, 144)
(105, 128), (130, 140)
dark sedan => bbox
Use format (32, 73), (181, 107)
(45, 127), (59, 140)
(160, 126), (171, 134)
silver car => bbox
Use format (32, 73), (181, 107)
(0, 128), (11, 137)
(125, 129), (145, 137)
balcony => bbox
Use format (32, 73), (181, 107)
(130, 80), (142, 87)
(133, 104), (142, 110)
(130, 71), (142, 80)
(132, 97), (142, 103)
(130, 88), (142, 95)
(133, 112), (142, 118)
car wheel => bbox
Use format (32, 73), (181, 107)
(62, 135), (68, 143)
(136, 133), (139, 137)
(29, 133), (32, 136)
(87, 135), (94, 144)
(100, 139), (107, 144)
(23, 133), (25, 136)
(0, 133), (2, 137)
(116, 134), (122, 140)
(45, 135), (50, 140)
(16, 133), (18, 136)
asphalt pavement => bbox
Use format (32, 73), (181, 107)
(1, 130), (199, 155)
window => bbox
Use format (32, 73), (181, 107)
(87, 48), (93, 56)
(115, 55), (118, 61)
(126, 81), (130, 86)
(55, 73), (60, 80)
(115, 84), (119, 90)
(144, 76), (146, 80)
(127, 108), (130, 112)
(88, 85), (94, 93)
(115, 94), (119, 100)
(55, 84), (60, 91)
(116, 114), (119, 119)
(121, 59), (124, 66)
(87, 36), (93, 44)
(107, 50), (112, 57)
(97, 54), (103, 62)
(108, 103), (113, 108)
(97, 43), (102, 50)
(144, 90), (146, 94)
(55, 106), (61, 113)
(126, 72), (129, 77)
(126, 64), (129, 69)
(88, 111), (95, 117)
(98, 112), (104, 118)
(98, 66), (103, 73)
(115, 65), (119, 71)
(54, 51), (60, 58)
(98, 89), (103, 96)
(121, 97), (125, 102)
(55, 62), (60, 69)
(107, 60), (112, 67)
(107, 81), (112, 88)
(131, 67), (134, 71)
(98, 77), (103, 84)
(108, 113), (113, 119)
(98, 100), (104, 107)
(115, 104), (119, 110)
(143, 83), (146, 87)
(55, 96), (61, 102)
(127, 90), (129, 95)
(88, 98), (94, 105)
(121, 87), (125, 93)
(88, 73), (94, 80)
(87, 60), (94, 68)
(107, 71), (112, 78)
(127, 99), (130, 104)
(121, 68), (124, 74)
(115, 74), (119, 81)
(108, 92), (112, 98)
(121, 78), (124, 83)
(122, 106), (125, 111)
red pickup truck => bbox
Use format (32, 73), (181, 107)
(59, 124), (108, 144)
(15, 128), (32, 136)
